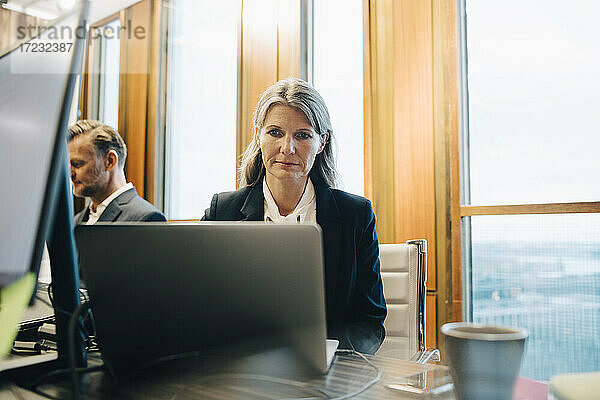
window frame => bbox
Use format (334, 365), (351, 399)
(456, 0), (600, 322)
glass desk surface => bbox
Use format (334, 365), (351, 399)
(30, 352), (454, 399)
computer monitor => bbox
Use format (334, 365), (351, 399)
(0, 1), (88, 366)
(0, 2), (82, 287)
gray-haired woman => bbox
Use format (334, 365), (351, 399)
(203, 78), (387, 354)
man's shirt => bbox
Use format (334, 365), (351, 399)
(86, 182), (134, 225)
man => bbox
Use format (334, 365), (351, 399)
(68, 120), (166, 224)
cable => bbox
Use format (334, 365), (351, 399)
(47, 283), (77, 321)
(126, 349), (220, 380)
(47, 283), (92, 340)
(78, 288), (90, 303)
(79, 305), (97, 351)
(26, 388), (59, 400)
(8, 385), (27, 400)
(47, 283), (54, 304)
(35, 293), (53, 308)
(68, 302), (91, 400)
(30, 365), (106, 389)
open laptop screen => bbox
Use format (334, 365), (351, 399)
(76, 223), (329, 377)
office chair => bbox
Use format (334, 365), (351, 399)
(377, 239), (440, 363)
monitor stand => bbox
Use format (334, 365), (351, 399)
(46, 157), (87, 368)
(5, 158), (87, 381)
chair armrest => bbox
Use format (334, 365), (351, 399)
(410, 348), (440, 364)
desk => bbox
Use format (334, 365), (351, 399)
(12, 352), (453, 399)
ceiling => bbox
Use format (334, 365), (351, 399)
(2, 0), (143, 23)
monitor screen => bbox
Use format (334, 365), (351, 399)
(0, 5), (84, 287)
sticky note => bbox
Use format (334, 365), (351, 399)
(0, 272), (36, 357)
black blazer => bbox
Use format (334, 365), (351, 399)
(203, 181), (387, 354)
(74, 187), (166, 224)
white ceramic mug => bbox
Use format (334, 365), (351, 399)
(441, 322), (528, 400)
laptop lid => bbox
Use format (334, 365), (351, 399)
(75, 223), (329, 378)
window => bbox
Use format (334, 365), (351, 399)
(89, 18), (120, 128)
(461, 0), (600, 380)
(313, 0), (364, 195)
(165, 0), (240, 219)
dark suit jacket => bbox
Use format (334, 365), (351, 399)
(203, 181), (387, 354)
(74, 187), (166, 224)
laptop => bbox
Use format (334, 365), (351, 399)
(75, 223), (338, 378)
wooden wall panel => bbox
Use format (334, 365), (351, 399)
(277, 0), (301, 79)
(426, 293), (437, 348)
(238, 0), (278, 166)
(364, 0), (460, 351)
(237, 0), (302, 177)
(144, 0), (166, 205)
(364, 0), (436, 286)
(392, 0), (436, 290)
(0, 8), (43, 55)
(364, 0), (396, 242)
(111, 0), (163, 204)
(119, 1), (151, 198)
(79, 34), (93, 120)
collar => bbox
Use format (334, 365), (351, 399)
(263, 177), (315, 223)
(89, 182), (134, 214)
(239, 179), (341, 223)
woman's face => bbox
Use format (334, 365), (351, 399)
(259, 104), (327, 183)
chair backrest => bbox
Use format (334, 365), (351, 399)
(378, 239), (427, 359)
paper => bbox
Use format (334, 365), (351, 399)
(513, 376), (548, 400)
(550, 371), (600, 400)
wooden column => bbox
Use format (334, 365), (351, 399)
(364, 0), (437, 346)
(364, 0), (459, 349)
(145, 0), (167, 208)
(118, 1), (151, 199)
(433, 0), (461, 358)
(117, 0), (164, 204)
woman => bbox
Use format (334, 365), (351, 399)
(203, 78), (386, 354)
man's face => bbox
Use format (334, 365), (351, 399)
(68, 135), (107, 198)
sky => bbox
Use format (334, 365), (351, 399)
(465, 0), (600, 206)
(465, 0), (600, 241)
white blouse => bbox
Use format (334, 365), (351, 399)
(263, 177), (317, 224)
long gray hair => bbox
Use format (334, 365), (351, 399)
(238, 78), (338, 188)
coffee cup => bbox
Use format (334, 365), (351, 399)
(441, 322), (527, 400)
